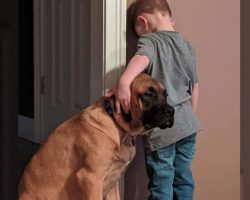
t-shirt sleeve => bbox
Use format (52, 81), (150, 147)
(135, 35), (155, 62)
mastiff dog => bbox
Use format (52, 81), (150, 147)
(18, 73), (175, 200)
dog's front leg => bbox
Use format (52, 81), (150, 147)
(76, 168), (104, 200)
(104, 181), (121, 200)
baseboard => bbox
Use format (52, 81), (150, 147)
(18, 115), (34, 142)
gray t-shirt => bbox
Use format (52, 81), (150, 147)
(135, 31), (202, 153)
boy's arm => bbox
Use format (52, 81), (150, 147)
(119, 55), (149, 87)
(112, 55), (149, 114)
(191, 83), (199, 112)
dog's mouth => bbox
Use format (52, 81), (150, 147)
(158, 116), (174, 129)
(142, 104), (175, 130)
(144, 117), (174, 130)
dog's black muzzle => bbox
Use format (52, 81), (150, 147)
(142, 103), (175, 130)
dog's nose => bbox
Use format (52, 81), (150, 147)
(167, 106), (175, 115)
(162, 104), (175, 115)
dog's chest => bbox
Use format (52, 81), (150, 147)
(103, 138), (136, 193)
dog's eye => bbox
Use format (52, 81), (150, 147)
(142, 88), (156, 99)
(144, 90), (154, 97)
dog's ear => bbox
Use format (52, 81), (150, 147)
(121, 109), (132, 123)
(103, 97), (114, 116)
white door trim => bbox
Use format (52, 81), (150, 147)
(89, 1), (127, 199)
(90, 0), (127, 100)
(103, 2), (127, 199)
(103, 0), (127, 94)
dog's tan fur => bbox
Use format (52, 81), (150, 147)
(18, 74), (167, 200)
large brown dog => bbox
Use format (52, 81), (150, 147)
(18, 73), (174, 200)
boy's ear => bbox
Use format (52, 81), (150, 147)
(136, 15), (148, 26)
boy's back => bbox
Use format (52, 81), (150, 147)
(136, 31), (201, 152)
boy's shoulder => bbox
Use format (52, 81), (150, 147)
(139, 32), (157, 40)
(141, 31), (184, 42)
(138, 31), (196, 56)
(141, 31), (193, 46)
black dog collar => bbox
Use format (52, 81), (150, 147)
(103, 97), (136, 146)
(103, 97), (132, 122)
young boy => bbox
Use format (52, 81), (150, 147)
(108, 0), (201, 199)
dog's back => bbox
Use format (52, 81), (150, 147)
(19, 117), (85, 200)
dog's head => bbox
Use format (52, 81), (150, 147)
(104, 73), (175, 136)
(129, 73), (175, 134)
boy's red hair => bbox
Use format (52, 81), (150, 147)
(130, 0), (172, 24)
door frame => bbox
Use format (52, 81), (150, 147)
(33, 0), (127, 143)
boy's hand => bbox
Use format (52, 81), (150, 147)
(106, 55), (149, 114)
(106, 83), (131, 114)
(116, 83), (131, 114)
(191, 83), (199, 112)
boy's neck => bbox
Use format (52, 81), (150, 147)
(148, 12), (175, 32)
(155, 24), (175, 32)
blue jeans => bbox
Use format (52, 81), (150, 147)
(145, 133), (197, 200)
